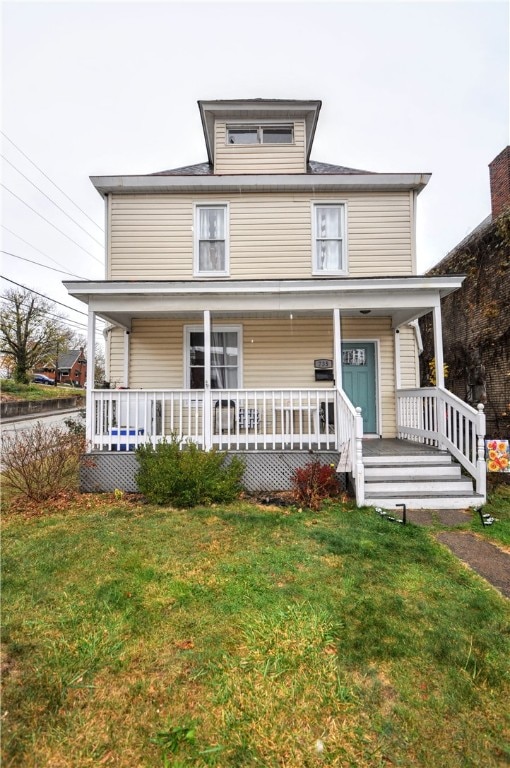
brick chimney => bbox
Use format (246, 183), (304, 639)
(489, 146), (510, 218)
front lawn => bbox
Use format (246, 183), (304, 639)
(0, 379), (85, 401)
(2, 498), (509, 767)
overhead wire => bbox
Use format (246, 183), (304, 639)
(0, 296), (105, 336)
(1, 250), (89, 279)
(1, 154), (104, 246)
(1, 183), (103, 265)
(0, 275), (104, 321)
(1, 225), (95, 279)
(1, 131), (104, 233)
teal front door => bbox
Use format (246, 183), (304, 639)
(341, 342), (377, 434)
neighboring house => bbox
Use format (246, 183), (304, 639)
(419, 147), (510, 439)
(38, 348), (87, 387)
(65, 98), (486, 508)
(57, 348), (87, 387)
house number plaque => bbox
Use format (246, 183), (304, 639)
(314, 359), (333, 369)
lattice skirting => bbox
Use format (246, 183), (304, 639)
(80, 451), (343, 494)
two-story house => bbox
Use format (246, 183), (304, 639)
(65, 99), (487, 508)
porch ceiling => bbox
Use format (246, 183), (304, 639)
(64, 275), (464, 331)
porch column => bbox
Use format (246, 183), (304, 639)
(203, 310), (212, 449)
(86, 308), (96, 448)
(123, 330), (130, 388)
(432, 303), (445, 389)
(394, 328), (401, 390)
(333, 308), (343, 389)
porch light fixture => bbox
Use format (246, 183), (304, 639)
(360, 309), (371, 315)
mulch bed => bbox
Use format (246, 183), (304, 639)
(436, 531), (510, 599)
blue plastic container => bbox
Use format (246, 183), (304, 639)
(111, 428), (144, 451)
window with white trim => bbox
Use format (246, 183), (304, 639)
(227, 124), (293, 145)
(186, 326), (241, 389)
(313, 203), (346, 274)
(194, 204), (229, 276)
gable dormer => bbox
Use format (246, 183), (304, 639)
(198, 99), (321, 175)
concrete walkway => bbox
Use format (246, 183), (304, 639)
(402, 508), (510, 599)
(436, 531), (510, 599)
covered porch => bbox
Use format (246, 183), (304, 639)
(65, 275), (486, 505)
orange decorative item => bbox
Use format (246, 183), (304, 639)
(485, 439), (509, 472)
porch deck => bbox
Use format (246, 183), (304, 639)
(362, 438), (445, 458)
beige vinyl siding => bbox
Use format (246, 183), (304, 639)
(129, 319), (184, 389)
(243, 317), (333, 388)
(107, 327), (126, 386)
(398, 325), (419, 388)
(109, 191), (413, 280)
(214, 121), (306, 174)
(123, 315), (397, 437)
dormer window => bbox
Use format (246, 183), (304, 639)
(227, 125), (294, 145)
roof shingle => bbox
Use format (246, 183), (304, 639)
(150, 160), (373, 176)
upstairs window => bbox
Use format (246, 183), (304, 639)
(227, 125), (293, 145)
(313, 203), (347, 274)
(194, 204), (229, 276)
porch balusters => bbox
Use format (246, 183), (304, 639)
(396, 387), (487, 498)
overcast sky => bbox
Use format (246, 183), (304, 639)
(1, 0), (509, 340)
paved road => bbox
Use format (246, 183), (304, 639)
(1, 409), (85, 473)
(1, 408), (84, 437)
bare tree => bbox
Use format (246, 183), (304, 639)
(0, 288), (79, 384)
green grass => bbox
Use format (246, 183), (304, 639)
(0, 379), (85, 401)
(2, 498), (509, 767)
(471, 481), (510, 547)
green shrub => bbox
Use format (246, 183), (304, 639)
(135, 435), (245, 507)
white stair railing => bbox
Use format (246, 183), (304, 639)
(397, 387), (486, 497)
(335, 389), (365, 505)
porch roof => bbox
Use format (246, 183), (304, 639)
(64, 275), (464, 331)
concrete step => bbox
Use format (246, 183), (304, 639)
(364, 493), (485, 511)
(365, 478), (474, 494)
(365, 464), (461, 479)
(363, 454), (453, 466)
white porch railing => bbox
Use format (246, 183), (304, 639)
(397, 387), (486, 497)
(88, 388), (342, 453)
(336, 389), (365, 505)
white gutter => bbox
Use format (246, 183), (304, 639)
(89, 172), (431, 197)
(64, 275), (464, 300)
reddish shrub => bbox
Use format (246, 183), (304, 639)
(291, 459), (341, 510)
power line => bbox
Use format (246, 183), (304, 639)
(1, 250), (89, 280)
(0, 274), (101, 319)
(0, 296), (105, 336)
(1, 225), (95, 279)
(1, 131), (104, 233)
(1, 183), (103, 266)
(2, 154), (104, 247)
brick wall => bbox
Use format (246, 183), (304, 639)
(419, 211), (510, 437)
(489, 146), (510, 218)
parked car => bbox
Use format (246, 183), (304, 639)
(32, 374), (54, 385)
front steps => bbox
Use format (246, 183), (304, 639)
(363, 452), (484, 510)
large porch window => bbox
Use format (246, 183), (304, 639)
(186, 326), (242, 389)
